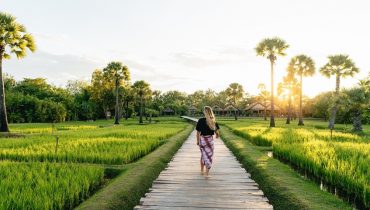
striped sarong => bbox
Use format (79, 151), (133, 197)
(199, 135), (214, 169)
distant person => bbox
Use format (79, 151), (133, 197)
(196, 106), (220, 177)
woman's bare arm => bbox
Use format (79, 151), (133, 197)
(215, 130), (220, 138)
(196, 131), (200, 145)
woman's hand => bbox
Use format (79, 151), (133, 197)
(215, 131), (220, 139)
(196, 141), (199, 145)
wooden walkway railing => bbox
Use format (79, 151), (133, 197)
(134, 124), (273, 209)
(180, 116), (198, 123)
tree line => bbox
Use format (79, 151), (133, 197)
(0, 12), (369, 132)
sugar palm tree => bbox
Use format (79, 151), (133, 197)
(255, 37), (289, 127)
(277, 72), (299, 124)
(103, 62), (130, 125)
(0, 12), (36, 132)
(287, 55), (315, 126)
(320, 54), (359, 130)
(257, 83), (269, 120)
(225, 83), (244, 120)
(132, 80), (151, 124)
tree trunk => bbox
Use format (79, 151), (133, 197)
(139, 95), (143, 124)
(264, 99), (267, 121)
(114, 81), (120, 125)
(144, 101), (148, 120)
(352, 110), (362, 132)
(286, 93), (291, 124)
(234, 111), (238, 120)
(125, 100), (129, 120)
(269, 60), (275, 127)
(0, 51), (10, 132)
(328, 75), (340, 129)
(298, 74), (304, 126)
(103, 105), (109, 120)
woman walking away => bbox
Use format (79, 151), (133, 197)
(196, 106), (220, 177)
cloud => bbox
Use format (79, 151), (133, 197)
(2, 50), (197, 91)
(3, 51), (102, 86)
(171, 52), (227, 68)
(171, 47), (251, 68)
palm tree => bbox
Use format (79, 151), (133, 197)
(358, 73), (370, 92)
(225, 83), (244, 120)
(103, 62), (130, 125)
(277, 72), (299, 124)
(0, 12), (36, 132)
(320, 54), (359, 130)
(132, 80), (151, 124)
(255, 37), (289, 127)
(287, 55), (315, 126)
(257, 83), (269, 120)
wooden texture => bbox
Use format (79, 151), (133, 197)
(134, 130), (273, 209)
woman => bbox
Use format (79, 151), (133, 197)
(196, 106), (220, 177)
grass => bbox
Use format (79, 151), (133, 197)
(76, 124), (194, 210)
(219, 118), (369, 208)
(0, 117), (190, 209)
(0, 161), (104, 210)
(220, 126), (352, 210)
(0, 119), (187, 164)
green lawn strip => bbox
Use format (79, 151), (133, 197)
(76, 124), (194, 210)
(220, 127), (352, 210)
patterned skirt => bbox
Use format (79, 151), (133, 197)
(199, 135), (214, 169)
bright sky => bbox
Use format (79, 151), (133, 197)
(1, 0), (369, 97)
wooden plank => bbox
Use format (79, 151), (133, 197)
(135, 129), (273, 209)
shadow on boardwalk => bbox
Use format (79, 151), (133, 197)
(135, 129), (273, 209)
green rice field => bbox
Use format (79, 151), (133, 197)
(220, 118), (370, 208)
(0, 118), (188, 209)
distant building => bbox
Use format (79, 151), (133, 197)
(188, 105), (197, 116)
(245, 102), (282, 117)
(224, 105), (239, 116)
(162, 107), (175, 115)
(212, 105), (224, 116)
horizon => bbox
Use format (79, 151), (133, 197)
(1, 0), (369, 97)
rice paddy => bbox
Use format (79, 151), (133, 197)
(0, 118), (188, 209)
(220, 118), (370, 208)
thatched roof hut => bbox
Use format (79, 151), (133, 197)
(212, 105), (224, 112)
(245, 102), (265, 111)
(162, 107), (175, 115)
(224, 105), (238, 111)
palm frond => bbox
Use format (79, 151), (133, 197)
(288, 54), (315, 77)
(320, 54), (359, 78)
(255, 37), (289, 61)
(0, 12), (36, 60)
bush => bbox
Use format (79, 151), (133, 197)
(6, 92), (67, 123)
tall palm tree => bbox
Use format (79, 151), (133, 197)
(257, 83), (269, 120)
(0, 12), (36, 132)
(225, 83), (244, 120)
(255, 37), (289, 127)
(119, 85), (134, 120)
(320, 54), (359, 130)
(103, 62), (130, 125)
(287, 55), (315, 126)
(277, 72), (299, 124)
(132, 80), (151, 124)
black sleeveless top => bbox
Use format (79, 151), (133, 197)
(196, 118), (220, 136)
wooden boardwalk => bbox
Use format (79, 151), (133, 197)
(134, 129), (273, 209)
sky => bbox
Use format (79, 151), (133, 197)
(1, 0), (369, 97)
